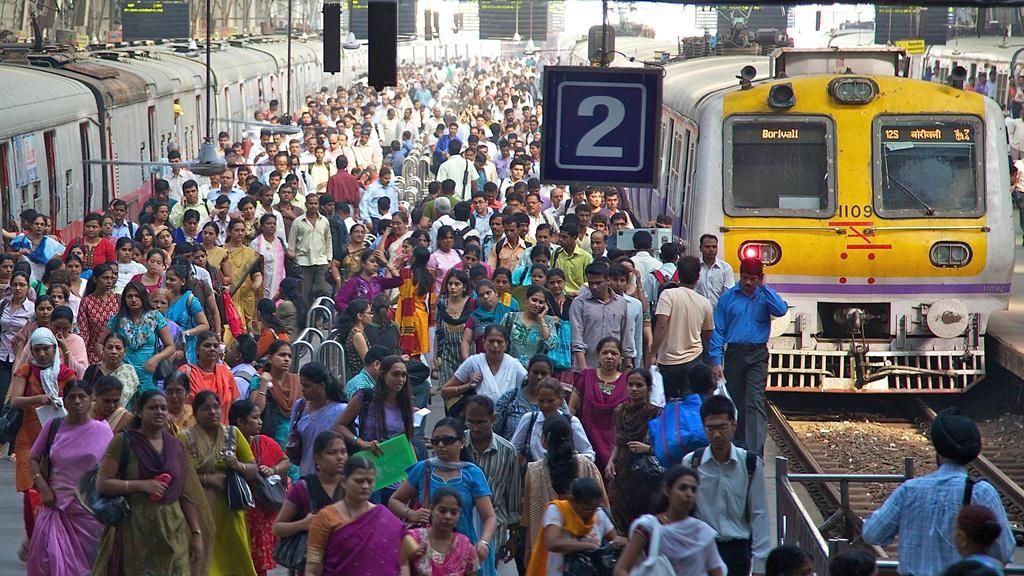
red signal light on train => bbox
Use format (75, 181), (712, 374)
(738, 241), (782, 266)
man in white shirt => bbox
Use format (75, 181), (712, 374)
(683, 395), (770, 576)
(351, 126), (383, 169)
(165, 150), (195, 202)
(435, 140), (475, 200)
(630, 230), (662, 278)
(108, 199), (138, 240)
(694, 234), (736, 310)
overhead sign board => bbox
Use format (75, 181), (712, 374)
(541, 66), (662, 186)
(348, 0), (416, 39)
(122, 1), (189, 41)
(478, 0), (549, 41)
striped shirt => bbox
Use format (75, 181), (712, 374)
(466, 431), (522, 550)
(862, 463), (1015, 576)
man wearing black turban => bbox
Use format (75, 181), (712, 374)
(862, 408), (1014, 576)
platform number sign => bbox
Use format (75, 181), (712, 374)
(541, 66), (662, 186)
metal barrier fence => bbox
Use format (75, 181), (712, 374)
(317, 339), (347, 384)
(290, 339), (317, 374)
(307, 305), (334, 335)
(776, 456), (1024, 575)
(775, 457), (912, 575)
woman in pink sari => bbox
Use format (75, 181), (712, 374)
(26, 379), (114, 575)
(305, 456), (418, 576)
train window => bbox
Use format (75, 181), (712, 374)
(873, 115), (984, 218)
(724, 116), (835, 218)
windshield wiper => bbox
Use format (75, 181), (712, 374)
(887, 174), (935, 215)
(883, 153), (935, 215)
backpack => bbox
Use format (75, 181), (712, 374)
(689, 447), (759, 522)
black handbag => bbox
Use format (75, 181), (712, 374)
(629, 453), (665, 484)
(0, 399), (23, 445)
(284, 400), (306, 465)
(274, 531), (308, 569)
(564, 542), (621, 576)
(249, 437), (285, 512)
(76, 431), (132, 526)
(273, 475), (335, 569)
(224, 426), (255, 511)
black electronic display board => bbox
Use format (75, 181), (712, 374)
(123, 1), (190, 40)
(716, 5), (789, 36)
(478, 0), (548, 41)
(348, 0), (416, 40)
(874, 5), (948, 46)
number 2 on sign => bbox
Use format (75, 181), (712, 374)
(576, 96), (624, 158)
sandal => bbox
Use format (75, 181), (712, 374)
(18, 539), (28, 562)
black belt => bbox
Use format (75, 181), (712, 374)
(727, 343), (767, 349)
(716, 538), (751, 545)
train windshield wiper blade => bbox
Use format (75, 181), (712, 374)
(887, 174), (935, 215)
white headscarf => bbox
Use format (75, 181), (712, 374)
(28, 327), (61, 397)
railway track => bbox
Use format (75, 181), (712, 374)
(767, 395), (1024, 560)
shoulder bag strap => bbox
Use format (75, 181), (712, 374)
(963, 476), (976, 506)
(743, 450), (758, 524)
(117, 431), (132, 479)
(422, 461), (431, 508)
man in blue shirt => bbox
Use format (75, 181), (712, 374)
(709, 257), (788, 455)
(863, 408), (1015, 576)
(360, 167), (398, 225)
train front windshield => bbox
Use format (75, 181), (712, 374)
(874, 116), (984, 217)
(725, 117), (835, 217)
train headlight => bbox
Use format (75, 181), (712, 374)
(768, 83), (796, 109)
(929, 242), (972, 268)
(738, 241), (781, 266)
(828, 77), (877, 104)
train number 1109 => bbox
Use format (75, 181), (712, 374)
(836, 204), (873, 218)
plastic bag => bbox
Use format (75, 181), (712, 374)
(649, 365), (666, 407)
(715, 378), (738, 419)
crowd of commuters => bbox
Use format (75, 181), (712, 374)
(2, 55), (1015, 576)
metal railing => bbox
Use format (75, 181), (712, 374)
(775, 456), (1024, 575)
(290, 339), (317, 374)
(306, 305), (334, 335)
(775, 456), (913, 575)
(317, 339), (347, 384)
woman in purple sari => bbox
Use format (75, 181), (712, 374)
(26, 379), (113, 576)
(305, 456), (418, 576)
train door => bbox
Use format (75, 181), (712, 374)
(0, 143), (10, 231)
(43, 130), (58, 227)
(223, 86), (232, 134)
(668, 126), (690, 237)
(80, 122), (93, 214)
(666, 128), (683, 221)
(680, 126), (698, 241)
(147, 106), (157, 162)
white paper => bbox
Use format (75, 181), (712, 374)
(413, 407), (431, 428)
(36, 400), (67, 425)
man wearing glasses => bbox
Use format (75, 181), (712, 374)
(684, 395), (770, 576)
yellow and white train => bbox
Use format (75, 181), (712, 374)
(573, 42), (1013, 392)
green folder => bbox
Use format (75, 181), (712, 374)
(352, 435), (418, 491)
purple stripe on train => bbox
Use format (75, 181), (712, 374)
(771, 283), (1012, 295)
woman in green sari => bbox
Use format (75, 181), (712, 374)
(179, 390), (260, 576)
(93, 389), (212, 576)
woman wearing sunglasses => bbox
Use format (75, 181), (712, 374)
(389, 418), (498, 576)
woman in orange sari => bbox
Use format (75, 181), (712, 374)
(8, 327), (79, 559)
(394, 245), (433, 357)
(181, 331), (239, 422)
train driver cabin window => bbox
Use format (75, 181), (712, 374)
(725, 117), (834, 217)
(874, 116), (983, 218)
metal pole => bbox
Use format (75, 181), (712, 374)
(286, 0), (293, 119)
(206, 0), (212, 141)
(776, 456), (787, 546)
